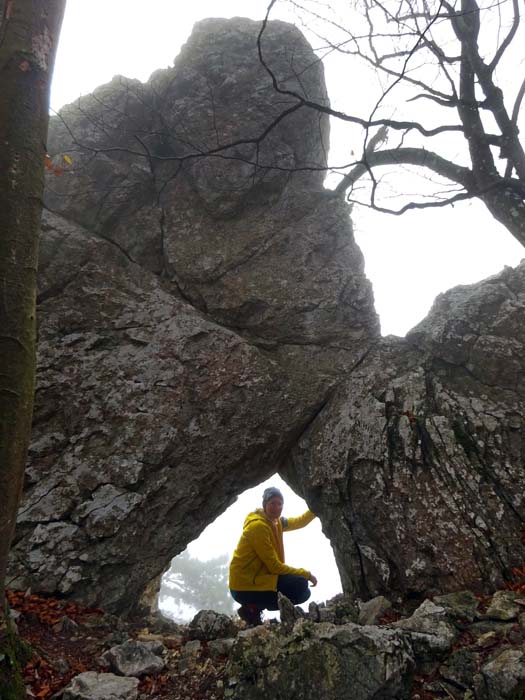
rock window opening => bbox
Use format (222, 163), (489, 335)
(158, 475), (341, 622)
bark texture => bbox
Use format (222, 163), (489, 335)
(0, 0), (66, 612)
(0, 6), (65, 698)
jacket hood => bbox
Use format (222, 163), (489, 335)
(243, 508), (271, 528)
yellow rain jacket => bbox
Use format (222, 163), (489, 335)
(229, 508), (316, 591)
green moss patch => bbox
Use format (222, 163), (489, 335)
(0, 617), (30, 700)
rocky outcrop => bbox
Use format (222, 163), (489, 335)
(226, 621), (416, 700)
(8, 18), (378, 612)
(11, 587), (525, 700)
(286, 262), (525, 600)
(7, 16), (525, 612)
(224, 591), (525, 700)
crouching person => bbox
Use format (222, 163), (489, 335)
(229, 486), (318, 626)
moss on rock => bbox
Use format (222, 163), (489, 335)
(0, 617), (30, 700)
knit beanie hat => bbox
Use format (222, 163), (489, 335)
(262, 486), (284, 506)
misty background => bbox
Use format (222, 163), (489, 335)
(159, 476), (340, 621)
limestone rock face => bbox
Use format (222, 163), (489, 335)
(8, 18), (378, 612)
(285, 263), (525, 600)
(8, 16), (525, 613)
(225, 621), (415, 700)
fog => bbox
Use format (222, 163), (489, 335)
(160, 475), (341, 620)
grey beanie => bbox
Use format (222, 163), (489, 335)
(262, 486), (284, 506)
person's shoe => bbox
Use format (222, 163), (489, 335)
(238, 604), (262, 627)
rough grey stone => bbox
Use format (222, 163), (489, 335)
(484, 591), (524, 621)
(307, 594), (359, 626)
(181, 640), (202, 657)
(277, 591), (305, 627)
(208, 638), (236, 659)
(391, 600), (457, 657)
(285, 262), (525, 602)
(475, 647), (525, 700)
(101, 640), (164, 677)
(138, 639), (166, 656)
(188, 609), (237, 641)
(434, 590), (480, 622)
(225, 620), (415, 700)
(62, 672), (139, 700)
(358, 596), (392, 626)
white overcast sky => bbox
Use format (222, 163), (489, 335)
(50, 0), (524, 613)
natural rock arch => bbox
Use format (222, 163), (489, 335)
(8, 18), (524, 613)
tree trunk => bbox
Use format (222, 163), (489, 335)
(0, 1), (66, 694)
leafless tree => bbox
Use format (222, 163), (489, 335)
(261, 0), (525, 248)
(0, 3), (65, 689)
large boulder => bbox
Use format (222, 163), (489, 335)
(224, 621), (415, 700)
(285, 262), (525, 600)
(8, 18), (378, 612)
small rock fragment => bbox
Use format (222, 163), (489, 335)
(358, 596), (391, 626)
(62, 671), (139, 700)
(101, 639), (164, 677)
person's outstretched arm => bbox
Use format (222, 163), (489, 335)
(281, 510), (316, 531)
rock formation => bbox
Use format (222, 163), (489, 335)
(7, 17), (525, 612)
(224, 591), (525, 700)
(285, 264), (525, 601)
(19, 590), (521, 700)
(8, 18), (378, 612)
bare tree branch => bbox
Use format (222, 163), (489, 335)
(335, 144), (474, 196)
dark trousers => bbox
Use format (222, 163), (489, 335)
(230, 574), (311, 611)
